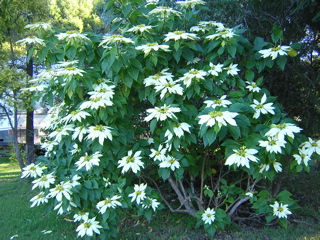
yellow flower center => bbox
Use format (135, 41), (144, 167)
(157, 107), (169, 113)
(209, 111), (223, 118)
(98, 88), (107, 93)
(111, 35), (123, 38)
(66, 30), (78, 34)
(65, 67), (76, 70)
(56, 185), (64, 191)
(71, 110), (80, 115)
(91, 97), (101, 102)
(126, 156), (135, 163)
(276, 124), (287, 130)
(268, 140), (277, 146)
(256, 103), (264, 109)
(94, 125), (104, 131)
(147, 43), (158, 46)
(40, 176), (48, 181)
(37, 194), (44, 199)
(213, 99), (222, 104)
(174, 30), (185, 35)
(83, 222), (92, 229)
(169, 159), (175, 164)
(83, 156), (92, 162)
(272, 47), (281, 51)
(164, 82), (174, 87)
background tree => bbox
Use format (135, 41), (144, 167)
(48, 0), (104, 32)
(0, 67), (30, 169)
(0, 0), (50, 167)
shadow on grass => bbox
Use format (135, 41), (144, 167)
(0, 171), (21, 182)
(0, 157), (10, 163)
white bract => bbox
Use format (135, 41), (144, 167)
(32, 173), (55, 189)
(259, 46), (290, 60)
(204, 95), (232, 109)
(258, 137), (286, 154)
(74, 212), (89, 222)
(224, 63), (240, 76)
(56, 32), (91, 45)
(202, 208), (216, 225)
(96, 196), (122, 214)
(48, 182), (73, 201)
(164, 31), (199, 42)
(17, 37), (45, 46)
(142, 197), (160, 211)
(265, 123), (302, 141)
(128, 183), (147, 204)
(75, 152), (102, 171)
(225, 147), (259, 168)
(30, 192), (48, 207)
(246, 81), (261, 92)
(148, 7), (182, 19)
(208, 63), (224, 76)
(127, 24), (154, 33)
(154, 79), (184, 99)
(159, 156), (181, 171)
(145, 104), (181, 122)
(301, 137), (320, 155)
(86, 125), (113, 145)
(149, 145), (167, 162)
(118, 150), (145, 174)
(21, 163), (44, 178)
(76, 217), (102, 237)
(293, 148), (312, 166)
(136, 43), (170, 56)
(198, 110), (238, 128)
(270, 201), (292, 219)
(99, 34), (134, 46)
(178, 68), (207, 87)
(251, 94), (275, 119)
(176, 0), (206, 9)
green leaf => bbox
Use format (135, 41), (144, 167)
(227, 125), (241, 139)
(271, 25), (284, 43)
(150, 119), (157, 133)
(228, 91), (245, 98)
(123, 74), (133, 88)
(276, 56), (287, 70)
(127, 67), (139, 80)
(203, 129), (217, 146)
(158, 168), (170, 180)
(227, 45), (236, 57)
(245, 70), (254, 81)
(278, 218), (288, 229)
(204, 224), (216, 237)
(66, 46), (77, 59)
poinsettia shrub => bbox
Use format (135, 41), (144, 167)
(19, 0), (320, 238)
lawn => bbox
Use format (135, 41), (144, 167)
(1, 153), (320, 239)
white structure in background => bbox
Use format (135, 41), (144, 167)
(0, 103), (49, 146)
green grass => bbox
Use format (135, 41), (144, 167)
(1, 157), (320, 240)
(0, 157), (77, 240)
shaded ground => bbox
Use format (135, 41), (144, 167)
(118, 169), (320, 240)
